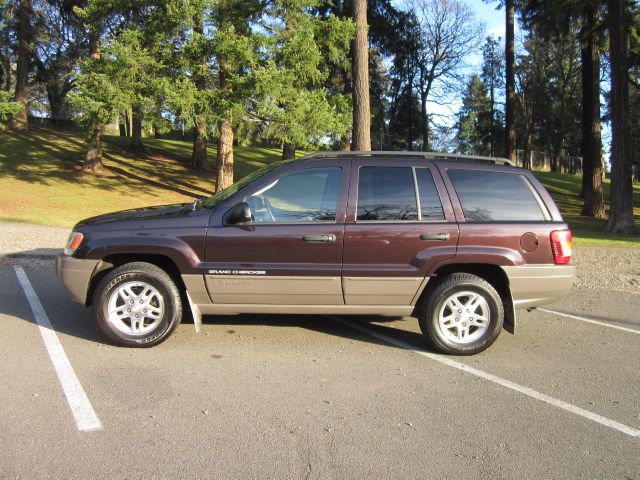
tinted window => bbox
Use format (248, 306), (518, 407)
(448, 170), (546, 222)
(246, 167), (341, 223)
(357, 167), (418, 221)
(202, 158), (296, 209)
(415, 168), (445, 221)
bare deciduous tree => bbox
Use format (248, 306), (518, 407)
(407, 0), (484, 151)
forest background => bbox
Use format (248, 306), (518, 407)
(0, 0), (638, 237)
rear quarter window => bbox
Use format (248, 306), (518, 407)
(447, 169), (547, 222)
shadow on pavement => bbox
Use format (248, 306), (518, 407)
(0, 261), (105, 344)
(3, 248), (62, 260)
(2, 259), (436, 353)
(198, 313), (437, 354)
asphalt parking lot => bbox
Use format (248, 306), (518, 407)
(1, 259), (639, 479)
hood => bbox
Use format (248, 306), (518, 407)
(76, 203), (195, 228)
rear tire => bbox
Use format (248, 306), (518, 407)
(93, 262), (182, 347)
(418, 273), (503, 355)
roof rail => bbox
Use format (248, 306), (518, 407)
(300, 150), (515, 166)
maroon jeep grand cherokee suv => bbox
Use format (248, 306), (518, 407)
(56, 152), (575, 355)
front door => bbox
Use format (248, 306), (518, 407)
(342, 159), (459, 306)
(204, 162), (349, 305)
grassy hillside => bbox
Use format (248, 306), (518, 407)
(0, 127), (638, 246)
(0, 128), (284, 227)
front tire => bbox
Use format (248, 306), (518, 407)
(418, 273), (503, 355)
(93, 262), (182, 347)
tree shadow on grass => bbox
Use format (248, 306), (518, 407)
(1, 129), (215, 201)
(105, 160), (207, 199)
(0, 130), (85, 186)
(103, 150), (214, 198)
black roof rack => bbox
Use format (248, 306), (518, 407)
(300, 150), (514, 166)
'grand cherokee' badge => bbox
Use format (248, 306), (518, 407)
(208, 269), (267, 275)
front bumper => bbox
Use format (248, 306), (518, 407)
(502, 264), (576, 310)
(55, 255), (101, 304)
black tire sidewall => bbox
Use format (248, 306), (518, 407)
(421, 276), (504, 355)
(95, 268), (180, 347)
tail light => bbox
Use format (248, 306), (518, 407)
(550, 230), (572, 264)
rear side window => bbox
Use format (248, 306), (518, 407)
(357, 167), (418, 221)
(448, 169), (546, 222)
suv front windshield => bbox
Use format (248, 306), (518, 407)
(201, 158), (297, 209)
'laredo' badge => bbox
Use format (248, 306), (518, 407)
(208, 269), (267, 276)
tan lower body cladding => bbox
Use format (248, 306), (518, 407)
(204, 275), (344, 305)
(501, 264), (576, 310)
(181, 274), (426, 315)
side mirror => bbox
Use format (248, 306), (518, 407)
(223, 202), (253, 225)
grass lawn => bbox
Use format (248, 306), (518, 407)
(535, 172), (640, 246)
(1, 127), (638, 246)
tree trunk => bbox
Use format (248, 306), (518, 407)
(128, 108), (145, 153)
(579, 27), (591, 197)
(47, 88), (66, 125)
(523, 121), (533, 170)
(420, 90), (429, 152)
(190, 9), (209, 170)
(580, 8), (606, 218)
(2, 28), (10, 91)
(551, 151), (561, 173)
(216, 116), (234, 192)
(338, 133), (350, 151)
(8, 0), (32, 131)
(191, 122), (208, 169)
(215, 64), (234, 193)
(126, 108), (133, 137)
(504, 0), (516, 162)
(604, 0), (636, 234)
(84, 125), (103, 172)
(489, 85), (495, 157)
(282, 143), (296, 160)
(83, 29), (103, 172)
(351, 0), (371, 151)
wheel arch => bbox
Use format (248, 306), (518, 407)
(86, 253), (186, 307)
(415, 263), (515, 332)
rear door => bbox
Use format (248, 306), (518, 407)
(204, 160), (349, 305)
(342, 158), (459, 306)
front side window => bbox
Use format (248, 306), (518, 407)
(448, 169), (546, 222)
(357, 167), (418, 221)
(245, 167), (342, 223)
(202, 159), (296, 209)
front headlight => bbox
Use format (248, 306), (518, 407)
(64, 232), (84, 256)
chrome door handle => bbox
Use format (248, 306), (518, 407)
(420, 232), (450, 241)
(302, 234), (336, 243)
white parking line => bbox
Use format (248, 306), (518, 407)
(14, 266), (102, 432)
(328, 315), (640, 439)
(538, 307), (640, 335)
